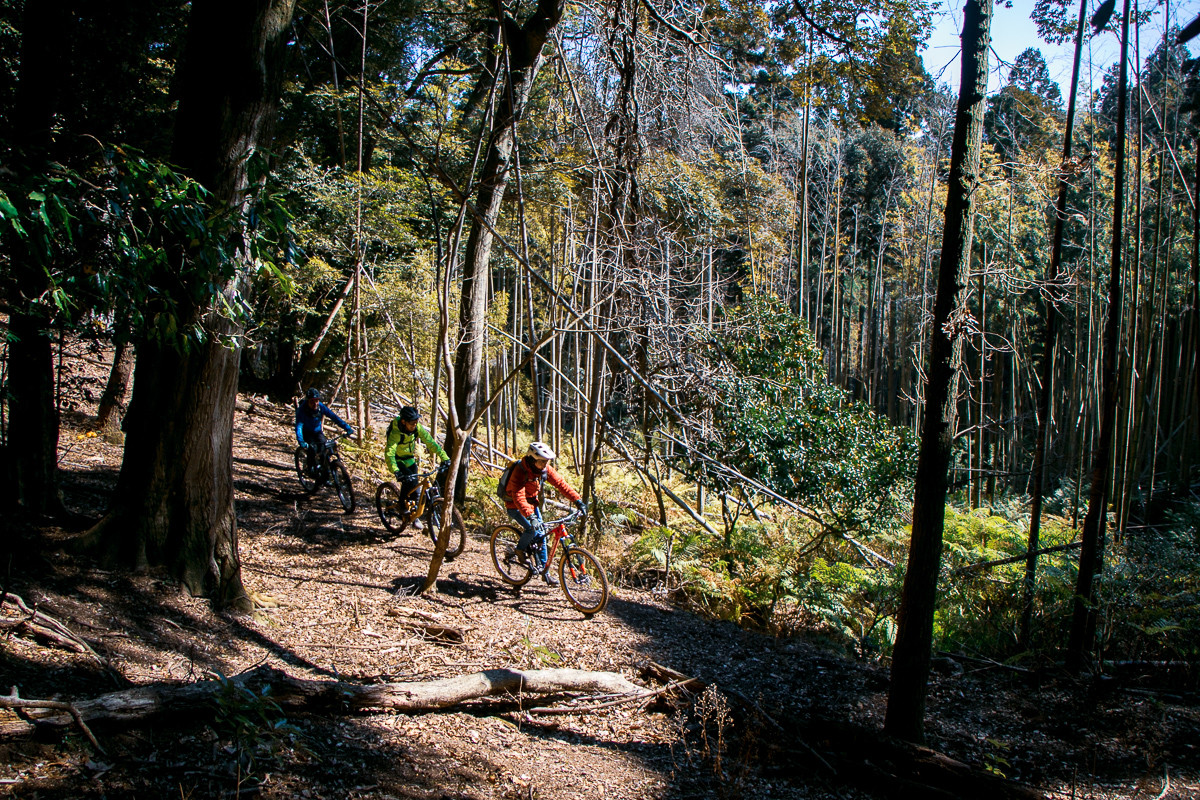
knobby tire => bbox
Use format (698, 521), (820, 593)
(375, 481), (411, 534)
(331, 458), (355, 513)
(490, 524), (533, 587)
(559, 546), (608, 615)
(427, 500), (466, 560)
(295, 448), (315, 493)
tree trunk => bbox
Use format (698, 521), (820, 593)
(1020, 0), (1089, 649)
(7, 313), (61, 515)
(451, 0), (565, 463)
(885, 0), (991, 744)
(80, 0), (297, 610)
(4, 0), (72, 517)
(95, 333), (133, 430)
(1066, 0), (1133, 673)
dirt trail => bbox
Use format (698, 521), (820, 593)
(2, 354), (1198, 799)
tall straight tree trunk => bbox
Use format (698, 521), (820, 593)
(884, 0), (991, 744)
(95, 329), (133, 430)
(1189, 128), (1200, 488)
(1020, 0), (1089, 649)
(82, 0), (296, 610)
(451, 0), (565, 470)
(795, 51), (811, 320)
(1066, 0), (1133, 673)
(5, 0), (72, 517)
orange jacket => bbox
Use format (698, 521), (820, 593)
(504, 456), (580, 517)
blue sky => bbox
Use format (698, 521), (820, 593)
(922, 0), (1199, 95)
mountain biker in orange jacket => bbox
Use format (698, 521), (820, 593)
(503, 442), (586, 585)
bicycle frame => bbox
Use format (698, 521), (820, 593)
(314, 433), (345, 466)
(403, 468), (442, 523)
(540, 510), (584, 567)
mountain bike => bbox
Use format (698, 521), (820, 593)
(374, 465), (466, 559)
(490, 509), (609, 615)
(294, 433), (355, 513)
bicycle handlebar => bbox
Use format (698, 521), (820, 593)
(542, 508), (585, 528)
(409, 463), (450, 479)
(297, 432), (347, 450)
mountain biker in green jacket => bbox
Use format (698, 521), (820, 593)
(386, 406), (448, 529)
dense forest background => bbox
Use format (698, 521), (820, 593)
(1, 0), (1198, 750)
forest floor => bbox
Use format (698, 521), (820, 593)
(2, 345), (1199, 799)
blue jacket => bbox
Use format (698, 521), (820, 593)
(295, 401), (351, 445)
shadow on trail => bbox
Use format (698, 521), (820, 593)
(232, 455), (291, 472)
(388, 573), (587, 623)
(2, 693), (511, 799)
(389, 573), (503, 604)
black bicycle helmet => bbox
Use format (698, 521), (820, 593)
(399, 406), (420, 422)
(305, 388), (320, 400)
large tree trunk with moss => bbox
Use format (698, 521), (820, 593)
(884, 0), (991, 744)
(82, 0), (296, 609)
(450, 0), (565, 487)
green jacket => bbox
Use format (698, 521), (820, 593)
(385, 419), (448, 472)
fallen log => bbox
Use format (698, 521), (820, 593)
(0, 665), (642, 738)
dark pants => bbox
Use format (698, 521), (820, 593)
(395, 461), (418, 505)
(303, 430), (328, 473)
(508, 508), (547, 568)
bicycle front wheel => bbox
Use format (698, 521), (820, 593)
(295, 448), (315, 492)
(489, 524), (533, 587)
(330, 458), (355, 513)
(559, 546), (609, 615)
(426, 500), (466, 560)
(375, 482), (410, 533)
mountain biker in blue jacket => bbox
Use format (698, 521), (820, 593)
(295, 388), (353, 476)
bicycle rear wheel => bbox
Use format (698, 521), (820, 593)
(330, 458), (355, 513)
(374, 482), (411, 533)
(559, 546), (608, 615)
(426, 500), (466, 560)
(294, 448), (315, 492)
(489, 524), (533, 587)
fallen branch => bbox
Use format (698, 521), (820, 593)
(952, 542), (1082, 576)
(0, 593), (115, 676)
(0, 665), (642, 738)
(527, 678), (692, 716)
(386, 607), (468, 644)
(0, 688), (104, 754)
(935, 651), (1033, 675)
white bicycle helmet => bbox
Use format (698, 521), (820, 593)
(527, 441), (556, 461)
